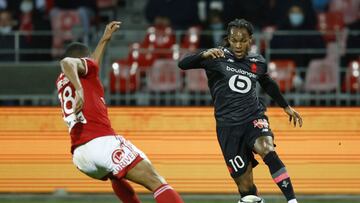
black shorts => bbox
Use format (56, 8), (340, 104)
(216, 115), (273, 178)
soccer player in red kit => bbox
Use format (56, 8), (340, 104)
(56, 21), (184, 203)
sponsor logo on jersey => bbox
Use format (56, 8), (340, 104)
(226, 66), (257, 79)
(227, 58), (234, 63)
(229, 74), (252, 94)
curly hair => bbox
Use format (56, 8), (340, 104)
(222, 18), (254, 47)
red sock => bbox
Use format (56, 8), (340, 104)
(111, 178), (141, 203)
(153, 184), (184, 203)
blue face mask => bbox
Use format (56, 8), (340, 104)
(289, 13), (304, 27)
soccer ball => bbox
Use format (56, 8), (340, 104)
(238, 195), (265, 203)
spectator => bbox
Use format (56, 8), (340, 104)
(0, 9), (15, 61)
(145, 0), (200, 30)
(200, 9), (225, 48)
(50, 0), (97, 44)
(18, 0), (52, 61)
(270, 4), (326, 70)
(262, 0), (317, 29)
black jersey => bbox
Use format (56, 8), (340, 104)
(178, 47), (288, 127)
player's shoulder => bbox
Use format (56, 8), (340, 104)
(245, 53), (266, 64)
(81, 57), (99, 76)
(82, 57), (98, 67)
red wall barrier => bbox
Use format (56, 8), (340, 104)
(0, 107), (359, 194)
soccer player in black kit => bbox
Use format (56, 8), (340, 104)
(178, 19), (303, 203)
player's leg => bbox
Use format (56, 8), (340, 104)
(125, 159), (184, 203)
(233, 162), (259, 198)
(110, 177), (141, 203)
(72, 137), (142, 203)
(253, 136), (298, 203)
(216, 125), (259, 200)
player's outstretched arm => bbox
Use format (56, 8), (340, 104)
(60, 57), (86, 113)
(91, 21), (121, 65)
(258, 74), (303, 127)
(178, 48), (224, 70)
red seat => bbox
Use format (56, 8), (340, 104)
(317, 12), (345, 42)
(304, 58), (339, 92)
(128, 43), (156, 71)
(109, 59), (139, 94)
(181, 26), (201, 52)
(50, 10), (82, 57)
(268, 60), (296, 92)
(184, 69), (208, 92)
(147, 59), (181, 92)
(342, 60), (360, 93)
(142, 26), (176, 59)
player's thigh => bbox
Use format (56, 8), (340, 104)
(125, 159), (166, 191)
(72, 140), (109, 180)
(73, 135), (147, 180)
(216, 126), (258, 178)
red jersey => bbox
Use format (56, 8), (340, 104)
(56, 58), (115, 152)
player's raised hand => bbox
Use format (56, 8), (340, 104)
(102, 21), (122, 41)
(202, 48), (225, 59)
(74, 88), (84, 114)
(284, 106), (303, 127)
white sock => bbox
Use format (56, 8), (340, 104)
(288, 199), (298, 203)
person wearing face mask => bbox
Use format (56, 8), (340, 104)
(200, 9), (226, 49)
(270, 4), (326, 73)
(18, 0), (52, 61)
(0, 9), (15, 61)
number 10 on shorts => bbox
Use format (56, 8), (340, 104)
(229, 155), (245, 172)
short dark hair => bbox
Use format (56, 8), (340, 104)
(63, 42), (90, 58)
(222, 18), (254, 47)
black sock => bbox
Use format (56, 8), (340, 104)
(263, 151), (296, 201)
(239, 184), (258, 198)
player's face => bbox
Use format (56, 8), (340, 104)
(227, 27), (252, 59)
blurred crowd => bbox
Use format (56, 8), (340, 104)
(0, 0), (359, 67)
(0, 0), (124, 61)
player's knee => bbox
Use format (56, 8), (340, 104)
(258, 146), (274, 159)
(147, 171), (166, 192)
(140, 163), (166, 191)
(254, 138), (274, 158)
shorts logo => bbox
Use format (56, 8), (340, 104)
(112, 149), (125, 164)
(253, 119), (269, 129)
